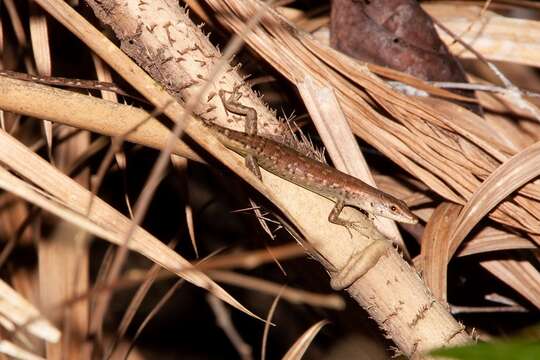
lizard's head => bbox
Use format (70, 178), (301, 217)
(371, 196), (418, 224)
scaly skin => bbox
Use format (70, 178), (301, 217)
(204, 121), (418, 225)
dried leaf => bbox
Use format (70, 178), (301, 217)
(458, 227), (536, 257)
(331, 0), (480, 113)
(420, 202), (461, 302)
(0, 128), (260, 321)
(449, 142), (540, 257)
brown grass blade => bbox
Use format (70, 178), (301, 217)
(458, 227), (536, 257)
(281, 320), (329, 360)
(91, 55), (118, 103)
(0, 128), (260, 320)
(209, 270), (345, 310)
(104, 240), (174, 359)
(0, 340), (45, 360)
(29, 3), (53, 154)
(122, 279), (185, 359)
(261, 286), (284, 360)
(4, 0), (30, 70)
(38, 222), (89, 360)
(207, 294), (253, 360)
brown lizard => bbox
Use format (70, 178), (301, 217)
(208, 89), (418, 290)
(211, 89), (418, 228)
(210, 89), (418, 290)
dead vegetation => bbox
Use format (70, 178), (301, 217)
(0, 0), (538, 359)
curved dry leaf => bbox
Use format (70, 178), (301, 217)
(420, 202), (461, 302)
(449, 142), (540, 257)
(0, 129), (260, 321)
(458, 227), (536, 257)
(282, 320), (329, 360)
(209, 270), (345, 310)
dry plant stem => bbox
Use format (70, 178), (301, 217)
(123, 279), (185, 359)
(123, 267), (344, 310)
(84, 0), (284, 138)
(105, 248), (168, 360)
(208, 270), (345, 310)
(0, 76), (203, 162)
(31, 0), (471, 356)
(39, 223), (89, 359)
(196, 243), (305, 271)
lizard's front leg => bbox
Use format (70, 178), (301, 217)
(328, 198), (391, 290)
(219, 89), (261, 178)
(328, 198), (367, 236)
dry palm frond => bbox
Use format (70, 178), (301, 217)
(206, 0), (540, 306)
(420, 202), (461, 302)
(425, 3), (540, 67)
(2, 0), (538, 358)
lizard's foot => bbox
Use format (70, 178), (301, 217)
(328, 200), (370, 238)
(331, 219), (367, 239)
(219, 85), (242, 106)
(330, 240), (391, 290)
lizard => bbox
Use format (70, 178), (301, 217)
(210, 89), (418, 228)
(207, 88), (418, 291)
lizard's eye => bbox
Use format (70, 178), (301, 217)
(390, 205), (398, 212)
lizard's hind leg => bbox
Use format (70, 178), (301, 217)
(219, 88), (262, 178)
(218, 88), (273, 237)
(219, 88), (258, 136)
